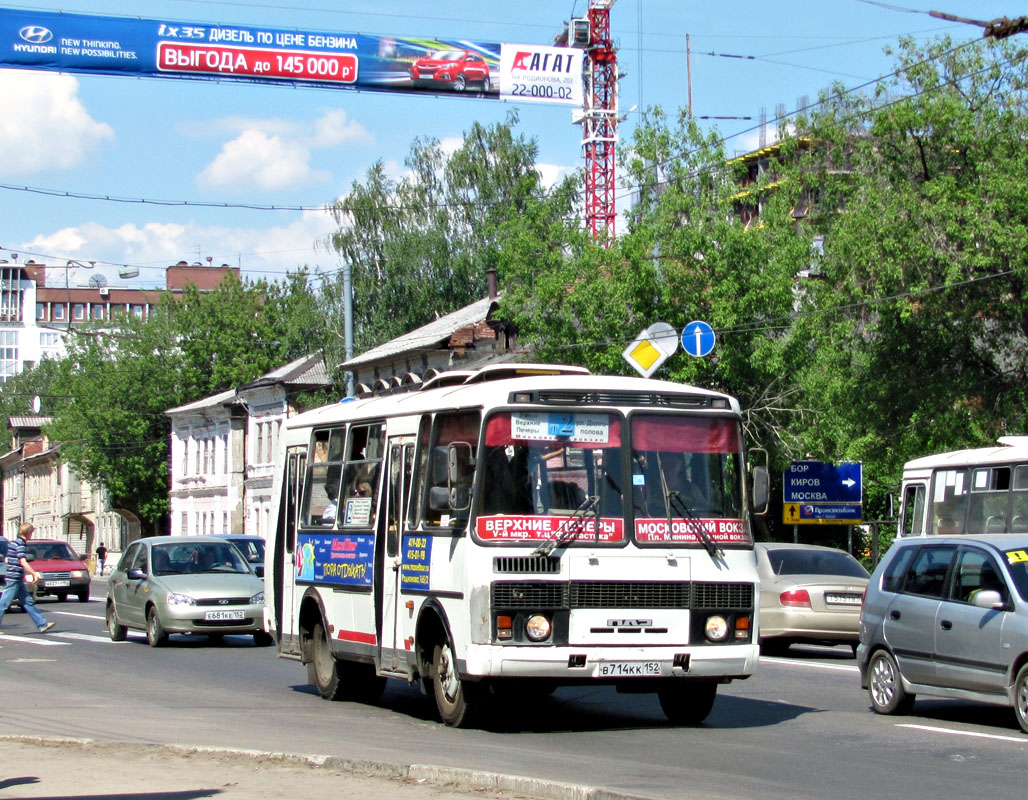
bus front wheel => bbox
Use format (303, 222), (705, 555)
(657, 680), (717, 725)
(308, 622), (344, 700)
(432, 641), (484, 727)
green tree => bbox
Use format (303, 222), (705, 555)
(788, 35), (1028, 495)
(43, 272), (325, 534)
(326, 112), (579, 352)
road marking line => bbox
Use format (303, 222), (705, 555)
(0, 633), (71, 645)
(49, 631), (117, 643)
(53, 611), (105, 620)
(759, 656), (859, 673)
(897, 723), (1027, 744)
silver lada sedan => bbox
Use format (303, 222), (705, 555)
(105, 536), (271, 647)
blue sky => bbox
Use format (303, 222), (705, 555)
(0, 1), (1014, 289)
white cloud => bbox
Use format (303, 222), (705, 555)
(197, 110), (372, 191)
(535, 161), (577, 189)
(19, 209), (340, 285)
(0, 69), (114, 174)
(199, 129), (326, 190)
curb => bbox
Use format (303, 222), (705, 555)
(1, 735), (653, 800)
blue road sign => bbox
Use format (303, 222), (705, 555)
(784, 461), (862, 504)
(681, 320), (715, 358)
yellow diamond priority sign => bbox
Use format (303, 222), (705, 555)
(622, 322), (679, 378)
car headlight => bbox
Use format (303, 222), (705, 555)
(704, 615), (729, 642)
(70, 570), (87, 579)
(525, 614), (551, 642)
(250, 591), (265, 605)
(167, 592), (196, 606)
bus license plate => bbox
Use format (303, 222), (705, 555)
(45, 580), (70, 587)
(598, 661), (661, 677)
(204, 610), (244, 621)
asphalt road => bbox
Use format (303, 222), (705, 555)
(2, 586), (1027, 800)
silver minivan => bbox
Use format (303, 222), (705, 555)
(858, 533), (1028, 733)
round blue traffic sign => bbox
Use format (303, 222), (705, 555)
(681, 320), (715, 357)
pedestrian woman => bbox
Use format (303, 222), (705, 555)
(0, 523), (55, 633)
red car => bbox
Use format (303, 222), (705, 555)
(25, 539), (92, 602)
(410, 49), (491, 92)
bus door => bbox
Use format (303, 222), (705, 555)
(378, 436), (415, 672)
(275, 446), (306, 656)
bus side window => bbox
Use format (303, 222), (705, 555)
(338, 423), (384, 529)
(900, 484), (926, 536)
(418, 411), (480, 530)
(301, 428), (344, 527)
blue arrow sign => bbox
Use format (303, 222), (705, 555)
(681, 320), (715, 358)
(784, 461), (862, 504)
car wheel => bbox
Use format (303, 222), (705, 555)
(77, 591), (90, 603)
(481, 75), (491, 92)
(657, 680), (718, 725)
(146, 607), (167, 648)
(253, 631), (274, 647)
(454, 74), (467, 92)
(56, 593), (67, 602)
(106, 602), (127, 642)
(868, 650), (914, 714)
(759, 637), (789, 657)
(307, 622), (344, 700)
(1014, 663), (1028, 734)
(432, 640), (484, 727)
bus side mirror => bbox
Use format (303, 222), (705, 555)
(752, 466), (769, 515)
(448, 443), (474, 512)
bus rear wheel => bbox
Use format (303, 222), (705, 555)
(432, 641), (484, 727)
(657, 680), (717, 725)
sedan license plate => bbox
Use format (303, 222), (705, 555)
(825, 593), (862, 605)
(204, 610), (245, 621)
(45, 580), (70, 587)
(598, 661), (661, 677)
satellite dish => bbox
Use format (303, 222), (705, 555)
(32, 395), (41, 413)
(88, 273), (108, 288)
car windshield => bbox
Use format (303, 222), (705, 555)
(431, 50), (464, 61)
(227, 539), (264, 563)
(767, 548), (869, 578)
(25, 543), (78, 560)
(151, 543), (250, 576)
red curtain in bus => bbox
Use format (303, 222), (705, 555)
(630, 415), (741, 454)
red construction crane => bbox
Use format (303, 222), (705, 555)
(569, 0), (620, 246)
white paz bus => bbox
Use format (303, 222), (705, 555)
(898, 436), (1028, 537)
(264, 364), (769, 727)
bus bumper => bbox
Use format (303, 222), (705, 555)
(466, 643), (759, 681)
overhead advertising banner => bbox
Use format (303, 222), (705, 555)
(0, 8), (582, 105)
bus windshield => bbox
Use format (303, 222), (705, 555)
(478, 411), (623, 535)
(630, 414), (748, 546)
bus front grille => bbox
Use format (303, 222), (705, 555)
(493, 556), (562, 574)
(492, 580), (753, 611)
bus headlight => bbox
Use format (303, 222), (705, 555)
(525, 614), (551, 642)
(704, 615), (729, 642)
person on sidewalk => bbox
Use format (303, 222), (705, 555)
(0, 523), (56, 634)
(95, 543), (108, 576)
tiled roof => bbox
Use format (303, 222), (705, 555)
(8, 416), (52, 429)
(341, 296), (497, 369)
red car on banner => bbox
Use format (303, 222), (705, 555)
(410, 49), (492, 92)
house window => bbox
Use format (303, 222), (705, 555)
(0, 330), (19, 382)
(131, 304), (145, 318)
(53, 304), (66, 321)
(36, 303), (46, 320)
(92, 304), (105, 320)
(72, 303), (85, 321)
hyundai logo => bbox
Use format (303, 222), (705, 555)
(19, 26), (53, 44)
